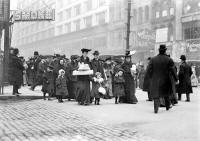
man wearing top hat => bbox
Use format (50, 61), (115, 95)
(146, 44), (178, 113)
(76, 48), (92, 105)
(178, 55), (193, 102)
(121, 51), (138, 104)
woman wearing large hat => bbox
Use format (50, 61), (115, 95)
(76, 48), (92, 105)
(120, 51), (138, 104)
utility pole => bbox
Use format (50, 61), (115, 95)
(126, 0), (131, 51)
(2, 0), (10, 93)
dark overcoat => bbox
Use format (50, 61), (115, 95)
(147, 54), (176, 99)
(121, 61), (138, 103)
(113, 75), (125, 97)
(178, 62), (193, 94)
(42, 71), (55, 94)
(76, 56), (91, 104)
(9, 55), (24, 86)
(56, 76), (68, 96)
(91, 59), (105, 78)
(68, 61), (78, 99)
(143, 69), (151, 92)
(138, 68), (145, 89)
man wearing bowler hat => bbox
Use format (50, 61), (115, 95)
(90, 50), (105, 103)
(31, 51), (41, 91)
(146, 44), (178, 113)
(178, 55), (193, 102)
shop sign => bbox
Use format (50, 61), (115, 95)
(13, 9), (55, 21)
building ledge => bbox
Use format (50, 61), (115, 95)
(181, 12), (200, 23)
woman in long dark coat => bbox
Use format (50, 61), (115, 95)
(121, 54), (138, 104)
(68, 55), (79, 100)
(76, 48), (92, 105)
(9, 48), (24, 95)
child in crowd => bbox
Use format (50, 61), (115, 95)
(113, 69), (125, 104)
(42, 65), (55, 100)
(91, 72), (105, 105)
(56, 69), (68, 103)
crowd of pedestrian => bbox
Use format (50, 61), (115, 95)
(6, 44), (196, 113)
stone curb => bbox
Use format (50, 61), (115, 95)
(0, 95), (43, 100)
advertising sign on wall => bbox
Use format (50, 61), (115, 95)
(156, 27), (168, 43)
(13, 9), (55, 21)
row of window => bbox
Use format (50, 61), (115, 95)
(16, 21), (54, 38)
(16, 28), (54, 45)
(57, 0), (106, 22)
(155, 8), (174, 18)
(56, 11), (106, 35)
(132, 6), (150, 24)
(58, 0), (106, 13)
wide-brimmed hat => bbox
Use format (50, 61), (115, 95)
(180, 55), (186, 61)
(71, 55), (79, 60)
(34, 51), (39, 56)
(125, 50), (132, 58)
(159, 44), (167, 51)
(93, 51), (100, 55)
(81, 48), (91, 53)
(105, 57), (112, 61)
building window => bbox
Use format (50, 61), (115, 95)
(133, 9), (137, 24)
(58, 0), (63, 8)
(85, 0), (92, 12)
(184, 22), (200, 40)
(84, 16), (92, 28)
(58, 12), (63, 21)
(170, 8), (174, 15)
(156, 11), (160, 18)
(162, 10), (168, 17)
(65, 8), (71, 20)
(145, 6), (149, 22)
(94, 36), (106, 47)
(74, 4), (81, 16)
(138, 7), (143, 24)
(74, 20), (80, 31)
(65, 23), (71, 33)
(99, 0), (106, 7)
(96, 12), (106, 25)
(57, 25), (63, 35)
(66, 0), (72, 5)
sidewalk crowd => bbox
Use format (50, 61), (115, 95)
(1, 44), (199, 113)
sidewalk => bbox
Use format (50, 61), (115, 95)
(0, 86), (43, 100)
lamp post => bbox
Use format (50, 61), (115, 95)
(126, 0), (132, 51)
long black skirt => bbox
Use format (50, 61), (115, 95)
(76, 80), (90, 105)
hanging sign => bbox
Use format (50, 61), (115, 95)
(13, 9), (55, 21)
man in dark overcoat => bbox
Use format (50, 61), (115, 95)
(147, 45), (178, 113)
(9, 48), (24, 95)
(90, 51), (105, 103)
(143, 57), (153, 101)
(121, 51), (138, 104)
(31, 51), (41, 90)
(178, 55), (193, 102)
(76, 48), (92, 105)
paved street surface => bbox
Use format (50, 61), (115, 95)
(0, 86), (200, 141)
